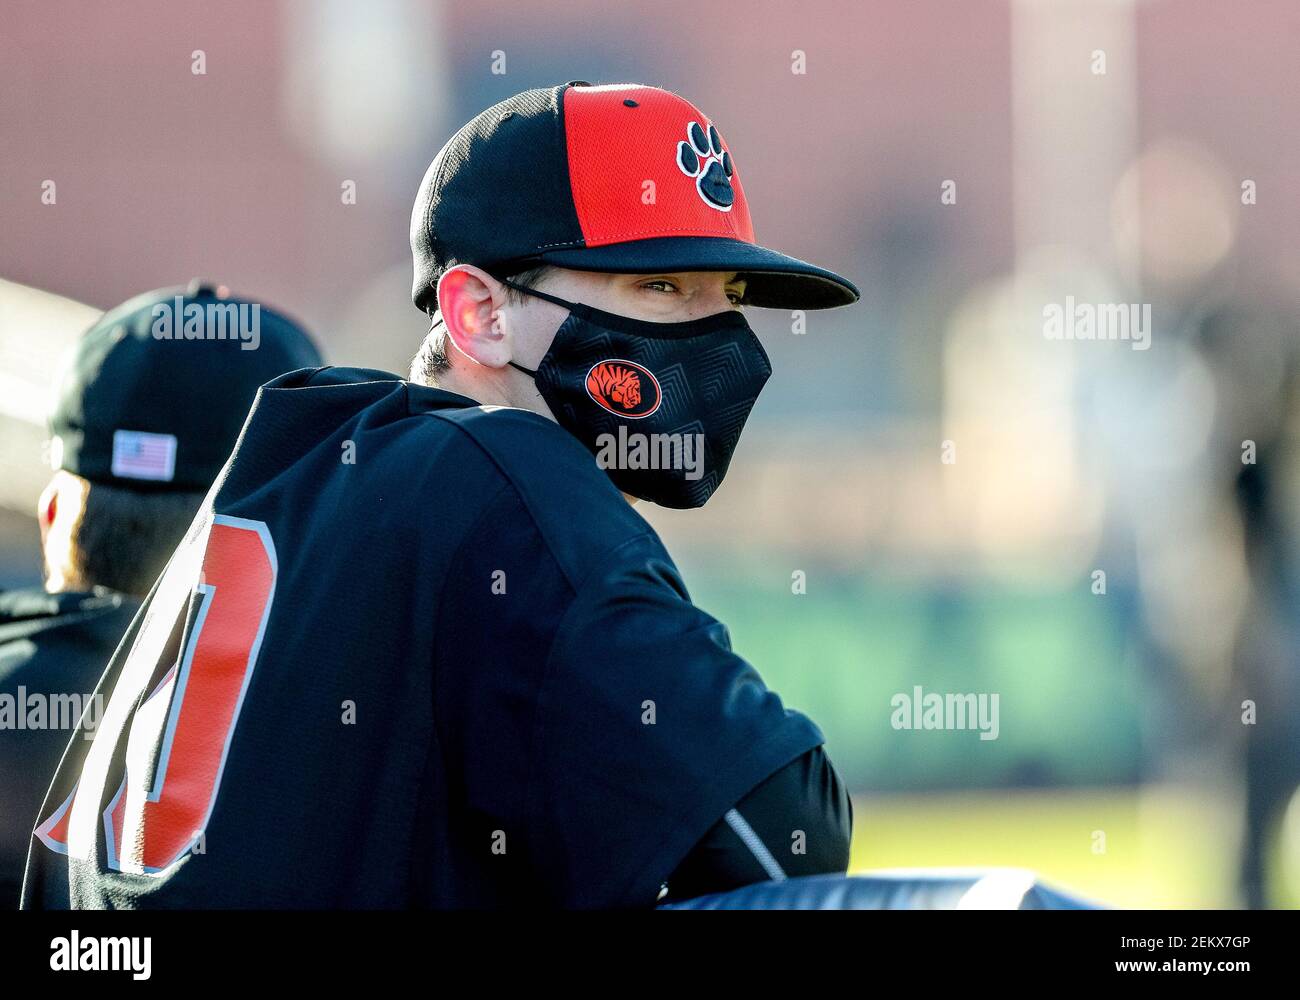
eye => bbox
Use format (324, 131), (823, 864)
(641, 278), (743, 306)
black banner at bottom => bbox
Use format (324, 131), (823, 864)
(0, 907), (1288, 986)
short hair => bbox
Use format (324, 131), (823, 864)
(69, 480), (206, 596)
(410, 263), (556, 385)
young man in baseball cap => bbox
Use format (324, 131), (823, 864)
(0, 283), (322, 906)
(23, 83), (858, 909)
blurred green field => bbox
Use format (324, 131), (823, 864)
(674, 562), (1144, 793)
(671, 559), (1300, 908)
(848, 785), (1299, 909)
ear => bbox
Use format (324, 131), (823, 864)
(436, 265), (511, 368)
(38, 478), (58, 529)
(37, 478), (58, 543)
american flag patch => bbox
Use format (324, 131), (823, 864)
(111, 429), (177, 482)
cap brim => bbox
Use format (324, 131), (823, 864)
(538, 236), (859, 310)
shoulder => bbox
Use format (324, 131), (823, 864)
(0, 588), (138, 685)
(425, 403), (663, 588)
(0, 587), (134, 630)
(424, 401), (591, 469)
(423, 403), (626, 512)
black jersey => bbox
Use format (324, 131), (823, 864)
(21, 366), (825, 909)
(0, 588), (139, 906)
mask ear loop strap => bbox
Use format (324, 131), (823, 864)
(499, 277), (578, 312)
(499, 276), (574, 378)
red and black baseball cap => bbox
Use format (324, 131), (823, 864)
(410, 81), (859, 313)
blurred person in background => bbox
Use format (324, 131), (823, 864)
(1193, 297), (1300, 908)
(0, 282), (322, 906)
(1101, 141), (1300, 906)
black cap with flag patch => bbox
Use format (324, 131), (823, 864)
(48, 282), (324, 491)
(410, 81), (859, 313)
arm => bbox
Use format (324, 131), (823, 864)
(527, 530), (829, 908)
(658, 744), (853, 903)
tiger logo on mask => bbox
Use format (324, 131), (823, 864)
(585, 360), (661, 418)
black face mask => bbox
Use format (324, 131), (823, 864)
(499, 278), (772, 508)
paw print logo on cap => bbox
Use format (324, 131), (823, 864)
(676, 121), (734, 211)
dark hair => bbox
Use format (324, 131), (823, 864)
(70, 481), (206, 596)
(411, 264), (556, 385)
